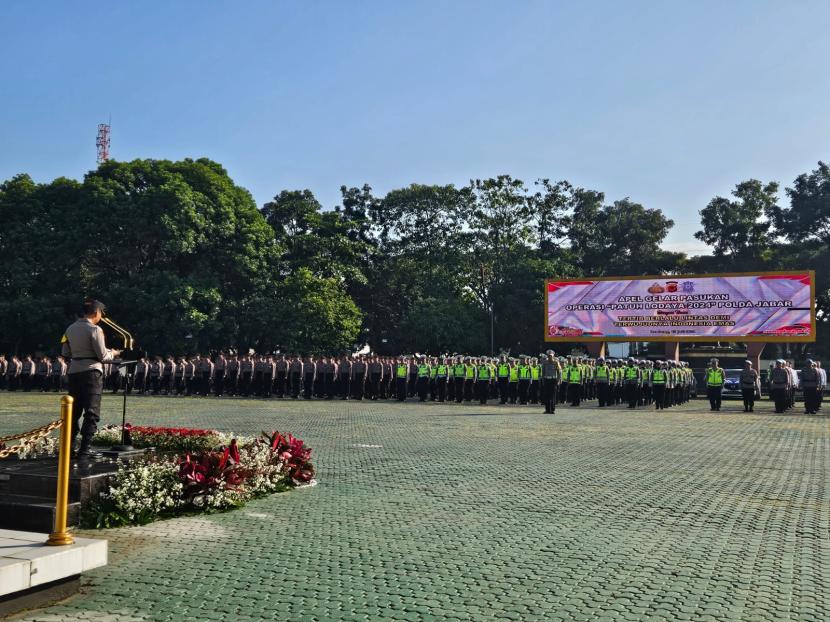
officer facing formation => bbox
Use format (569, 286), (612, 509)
(61, 299), (120, 460)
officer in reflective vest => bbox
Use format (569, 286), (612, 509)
(517, 356), (532, 404)
(463, 358), (476, 402)
(529, 358), (541, 404)
(496, 355), (510, 404)
(453, 358), (466, 403)
(395, 359), (409, 402)
(476, 360), (491, 404)
(705, 358), (725, 411)
(624, 359), (641, 409)
(651, 362), (667, 410)
(595, 357), (611, 407)
(447, 357), (456, 402)
(567, 362), (582, 406)
(508, 360), (519, 404)
(428, 358), (439, 401)
(435, 358), (449, 402)
(417, 359), (431, 402)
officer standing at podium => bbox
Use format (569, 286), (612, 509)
(61, 298), (120, 460)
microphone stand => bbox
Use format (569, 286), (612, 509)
(100, 316), (143, 454)
(110, 360), (135, 452)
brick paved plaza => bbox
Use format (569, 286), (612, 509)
(1, 394), (828, 622)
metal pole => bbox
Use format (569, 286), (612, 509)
(47, 396), (75, 546)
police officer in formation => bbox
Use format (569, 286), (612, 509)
(9, 334), (829, 417)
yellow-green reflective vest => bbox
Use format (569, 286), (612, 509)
(518, 365), (531, 379)
(418, 364), (429, 378)
(596, 365), (609, 379)
(497, 364), (509, 378)
(453, 364), (465, 376)
(396, 365), (407, 378)
(437, 365), (447, 377)
(568, 367), (581, 382)
(530, 365), (540, 380)
(430, 366), (437, 378)
(652, 370), (666, 384)
(706, 368), (724, 386)
(625, 367), (639, 380)
(509, 366), (518, 382)
(465, 365), (475, 379)
(478, 365), (490, 380)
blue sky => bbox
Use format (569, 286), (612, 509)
(1, 1), (828, 254)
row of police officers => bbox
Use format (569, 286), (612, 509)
(102, 352), (698, 414)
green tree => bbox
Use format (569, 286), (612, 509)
(272, 268), (363, 353)
(568, 192), (679, 276)
(79, 158), (279, 353)
(261, 189), (369, 284)
(0, 175), (85, 353)
(694, 179), (778, 265)
(770, 162), (830, 337)
(531, 179), (572, 255)
(400, 297), (487, 354)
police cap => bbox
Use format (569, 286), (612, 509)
(82, 298), (106, 316)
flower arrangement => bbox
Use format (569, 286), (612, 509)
(94, 424), (239, 453)
(82, 429), (315, 528)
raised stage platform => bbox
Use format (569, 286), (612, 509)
(0, 529), (107, 617)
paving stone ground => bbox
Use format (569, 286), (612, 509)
(1, 393), (828, 622)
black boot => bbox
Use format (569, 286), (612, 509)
(76, 437), (102, 461)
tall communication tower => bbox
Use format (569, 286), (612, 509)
(96, 122), (111, 164)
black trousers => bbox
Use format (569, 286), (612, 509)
(496, 377), (508, 403)
(214, 372), (225, 396)
(653, 384), (666, 409)
(568, 382), (581, 406)
(338, 375), (350, 399)
(518, 379), (530, 404)
(396, 377), (407, 401)
(596, 383), (610, 407)
(508, 382), (518, 404)
(68, 370), (103, 446)
(803, 387), (819, 413)
(352, 373), (365, 399)
(741, 387), (755, 411)
(477, 380), (489, 404)
(541, 379), (558, 413)
(464, 379), (475, 402)
(707, 386), (723, 410)
(770, 387), (787, 412)
(436, 378), (447, 402)
(275, 372), (286, 397)
(303, 375), (314, 399)
(625, 383), (639, 408)
(368, 373), (381, 399)
(201, 372), (212, 396)
(417, 377), (429, 401)
(225, 373), (238, 395)
(454, 378), (465, 403)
